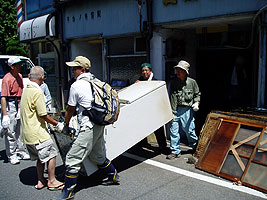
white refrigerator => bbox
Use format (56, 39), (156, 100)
(82, 80), (173, 175)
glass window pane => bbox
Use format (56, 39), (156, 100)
(258, 129), (267, 149)
(0, 59), (9, 78)
(243, 163), (267, 191)
(20, 60), (32, 77)
(109, 56), (146, 84)
(234, 125), (262, 145)
(253, 130), (267, 164)
(40, 58), (55, 75)
(253, 151), (267, 164)
(235, 144), (254, 158)
(109, 37), (134, 55)
(220, 154), (248, 178)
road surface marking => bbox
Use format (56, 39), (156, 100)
(123, 152), (267, 199)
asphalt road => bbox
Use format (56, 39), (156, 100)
(0, 136), (266, 200)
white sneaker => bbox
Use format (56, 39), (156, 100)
(17, 152), (30, 160)
(10, 157), (20, 165)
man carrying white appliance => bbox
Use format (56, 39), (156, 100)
(52, 56), (119, 200)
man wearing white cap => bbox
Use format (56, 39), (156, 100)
(1, 56), (30, 164)
(166, 60), (201, 160)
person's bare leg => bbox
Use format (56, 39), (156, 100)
(35, 159), (47, 189)
(47, 157), (63, 188)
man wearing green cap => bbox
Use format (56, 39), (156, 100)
(135, 63), (169, 153)
(136, 63), (154, 81)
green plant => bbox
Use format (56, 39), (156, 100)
(0, 0), (29, 55)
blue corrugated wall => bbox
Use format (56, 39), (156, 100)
(64, 0), (146, 39)
(153, 0), (267, 24)
(63, 0), (267, 39)
(25, 0), (55, 19)
(23, 0), (267, 38)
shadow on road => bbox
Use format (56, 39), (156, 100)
(19, 165), (65, 186)
(19, 166), (37, 186)
(74, 154), (140, 193)
(0, 150), (8, 163)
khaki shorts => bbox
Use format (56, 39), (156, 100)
(26, 138), (58, 163)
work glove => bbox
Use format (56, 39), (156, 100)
(62, 123), (76, 138)
(48, 123), (55, 132)
(55, 122), (65, 133)
(192, 102), (200, 112)
(2, 115), (10, 129)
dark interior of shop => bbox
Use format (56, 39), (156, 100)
(195, 28), (256, 135)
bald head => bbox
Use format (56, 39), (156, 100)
(29, 66), (44, 81)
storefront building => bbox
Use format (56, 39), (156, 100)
(19, 0), (65, 107)
(19, 0), (267, 118)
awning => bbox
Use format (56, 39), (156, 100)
(19, 14), (56, 42)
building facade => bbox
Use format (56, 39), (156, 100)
(19, 0), (267, 118)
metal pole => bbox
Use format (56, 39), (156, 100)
(102, 38), (107, 82)
(261, 12), (267, 107)
(46, 37), (64, 109)
(24, 0), (27, 20)
(257, 12), (267, 108)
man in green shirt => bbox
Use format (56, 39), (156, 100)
(166, 60), (201, 160)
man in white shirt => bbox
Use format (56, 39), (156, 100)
(52, 56), (119, 200)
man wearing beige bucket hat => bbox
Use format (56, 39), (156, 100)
(166, 60), (201, 160)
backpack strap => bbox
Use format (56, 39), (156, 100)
(89, 81), (96, 101)
(79, 77), (95, 100)
(101, 83), (109, 110)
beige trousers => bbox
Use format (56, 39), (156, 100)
(65, 124), (106, 174)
